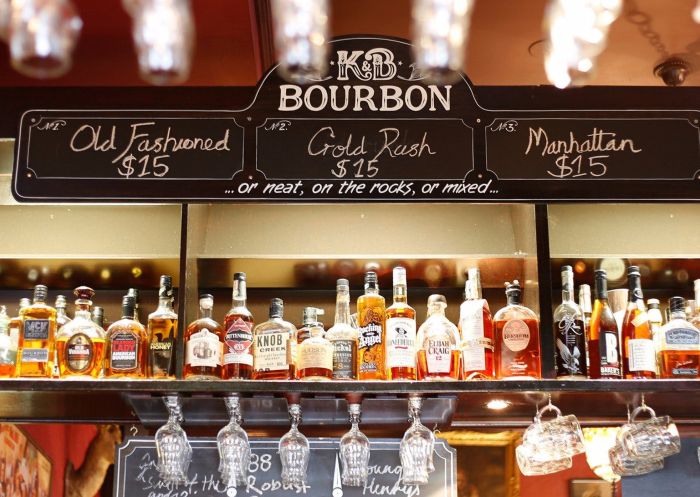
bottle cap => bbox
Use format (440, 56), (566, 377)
(336, 278), (349, 291)
(669, 296), (685, 314)
(55, 295), (68, 308)
(302, 306), (324, 325)
(627, 266), (640, 276)
(74, 286), (95, 301)
(270, 298), (284, 318)
(19, 298), (30, 310)
(561, 265), (573, 273)
(234, 272), (246, 281)
(392, 266), (407, 286)
(464, 279), (476, 300)
(33, 284), (48, 302)
(647, 298), (660, 309)
(199, 294), (214, 310)
(505, 280), (522, 303)
(364, 271), (377, 286)
(92, 306), (105, 326)
(427, 294), (446, 305)
(594, 269), (607, 278)
(121, 296), (135, 317)
(127, 287), (139, 301)
(159, 275), (173, 298)
(467, 267), (481, 281)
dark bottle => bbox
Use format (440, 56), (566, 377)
(147, 275), (178, 378)
(587, 270), (622, 379)
(621, 266), (656, 379)
(553, 266), (587, 379)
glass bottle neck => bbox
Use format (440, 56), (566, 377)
(200, 306), (212, 319)
(158, 297), (174, 311)
(393, 284), (407, 304)
(427, 304), (445, 317)
(334, 291), (351, 326)
(628, 275), (643, 302)
(75, 301), (91, 319)
(670, 310), (686, 321)
(561, 270), (574, 303)
(365, 285), (378, 295)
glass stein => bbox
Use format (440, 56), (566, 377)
(279, 403), (310, 487)
(155, 395), (192, 484)
(339, 403), (371, 487)
(217, 394), (251, 488)
(400, 397), (434, 485)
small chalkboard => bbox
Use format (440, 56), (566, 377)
(114, 437), (456, 497)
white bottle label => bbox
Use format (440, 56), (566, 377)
(502, 319), (530, 352)
(426, 338), (451, 373)
(186, 330), (222, 368)
(628, 338), (656, 373)
(253, 331), (289, 372)
(460, 300), (491, 372)
(386, 317), (416, 369)
(299, 343), (333, 371)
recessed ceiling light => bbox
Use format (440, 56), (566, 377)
(486, 399), (511, 410)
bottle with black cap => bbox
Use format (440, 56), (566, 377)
(184, 294), (224, 380)
(553, 266), (586, 379)
(223, 272), (254, 380)
(621, 266), (656, 379)
(147, 275), (178, 378)
(17, 285), (57, 378)
(660, 296), (700, 378)
(252, 298), (296, 380)
(493, 280), (541, 379)
(587, 270), (621, 379)
(106, 295), (148, 378)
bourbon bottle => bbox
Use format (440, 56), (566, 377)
(459, 268), (495, 380)
(223, 272), (254, 379)
(184, 294), (224, 380)
(18, 285), (56, 378)
(553, 266), (587, 379)
(587, 270), (622, 379)
(252, 298), (295, 380)
(385, 267), (417, 380)
(416, 295), (460, 380)
(660, 297), (700, 378)
(621, 266), (656, 379)
(326, 279), (358, 380)
(105, 295), (148, 378)
(357, 271), (386, 380)
(297, 307), (333, 381)
(147, 275), (178, 378)
(494, 281), (541, 379)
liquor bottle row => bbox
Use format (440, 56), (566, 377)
(184, 268), (542, 381)
(554, 265), (700, 379)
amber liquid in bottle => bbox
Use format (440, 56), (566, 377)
(587, 270), (622, 379)
(621, 267), (656, 379)
(357, 272), (386, 380)
(105, 296), (149, 379)
(416, 294), (461, 380)
(148, 275), (178, 379)
(459, 269), (495, 380)
(223, 272), (254, 380)
(417, 349), (461, 380)
(385, 267), (417, 380)
(184, 294), (224, 380)
(252, 299), (295, 380)
(18, 285), (56, 378)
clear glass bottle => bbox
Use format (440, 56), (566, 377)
(385, 267), (417, 380)
(297, 307), (333, 381)
(252, 298), (295, 380)
(55, 295), (71, 328)
(553, 265), (587, 379)
(148, 275), (178, 379)
(647, 298), (664, 376)
(357, 271), (386, 380)
(128, 287), (140, 322)
(184, 294), (224, 380)
(223, 272), (254, 380)
(660, 296), (700, 379)
(621, 266), (656, 379)
(0, 306), (15, 377)
(18, 285), (56, 378)
(494, 281), (542, 379)
(459, 267), (495, 380)
(55, 286), (106, 379)
(587, 270), (622, 379)
(416, 294), (460, 380)
(297, 306), (325, 345)
(325, 279), (358, 380)
(105, 295), (149, 378)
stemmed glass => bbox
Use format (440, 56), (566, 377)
(217, 394), (251, 488)
(155, 395), (192, 485)
(279, 403), (310, 487)
(339, 403), (371, 487)
(400, 396), (435, 486)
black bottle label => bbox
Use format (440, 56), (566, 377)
(149, 337), (174, 376)
(24, 319), (50, 340)
(332, 340), (356, 379)
(111, 332), (139, 370)
(554, 314), (587, 376)
(599, 329), (621, 377)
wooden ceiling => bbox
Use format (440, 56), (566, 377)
(0, 0), (697, 87)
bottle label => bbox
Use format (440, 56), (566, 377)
(21, 348), (49, 363)
(253, 331), (288, 371)
(628, 338), (656, 373)
(460, 300), (491, 372)
(358, 323), (383, 349)
(298, 343), (333, 371)
(66, 333), (93, 373)
(110, 332), (139, 370)
(386, 317), (416, 369)
(665, 328), (700, 349)
(186, 330), (222, 368)
(599, 330), (621, 376)
(502, 319), (530, 352)
(631, 312), (650, 329)
(426, 338), (451, 373)
(224, 318), (253, 366)
(24, 319), (50, 340)
(358, 311), (383, 373)
(149, 337), (174, 375)
(332, 339), (356, 379)
(555, 313), (586, 376)
(0, 334), (16, 366)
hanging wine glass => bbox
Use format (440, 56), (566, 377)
(400, 396), (434, 485)
(217, 394), (251, 488)
(279, 403), (310, 487)
(155, 395), (192, 484)
(339, 403), (371, 487)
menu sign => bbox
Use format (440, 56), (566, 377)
(113, 437), (456, 497)
(12, 35), (700, 202)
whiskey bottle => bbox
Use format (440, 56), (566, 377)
(621, 266), (656, 379)
(357, 271), (386, 380)
(587, 270), (622, 379)
(660, 296), (700, 378)
(297, 307), (333, 381)
(147, 275), (178, 379)
(223, 272), (254, 380)
(8, 298), (29, 377)
(459, 268), (495, 380)
(91, 306), (105, 329)
(184, 294), (224, 380)
(494, 281), (542, 379)
(326, 279), (358, 380)
(553, 266), (587, 379)
(105, 295), (148, 378)
(0, 307), (15, 377)
(252, 298), (295, 380)
(128, 287), (140, 322)
(56, 295), (72, 328)
(18, 285), (56, 378)
(578, 284), (593, 331)
(55, 286), (106, 379)
(297, 306), (325, 345)
(416, 294), (460, 380)
(647, 298), (664, 376)
(385, 267), (417, 380)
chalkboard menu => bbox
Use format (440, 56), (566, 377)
(12, 36), (700, 202)
(113, 437), (456, 497)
